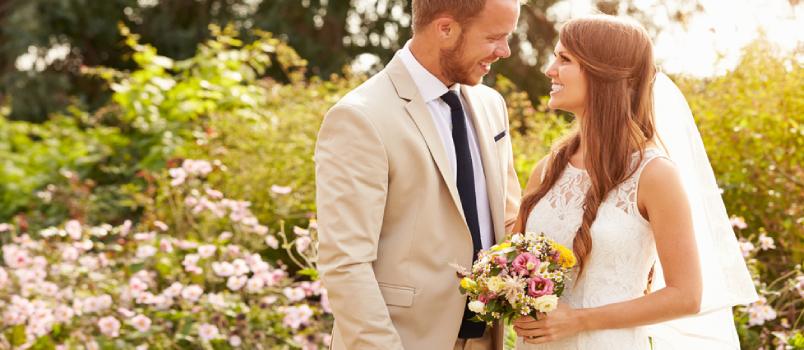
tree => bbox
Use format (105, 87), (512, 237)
(0, 0), (702, 121)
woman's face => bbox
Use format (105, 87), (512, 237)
(544, 41), (587, 116)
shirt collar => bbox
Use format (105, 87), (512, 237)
(398, 40), (461, 103)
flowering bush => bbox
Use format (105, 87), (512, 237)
(0, 159), (332, 349)
(732, 217), (804, 349)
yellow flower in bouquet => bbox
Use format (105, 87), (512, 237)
(555, 243), (577, 268)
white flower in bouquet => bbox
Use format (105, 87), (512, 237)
(468, 300), (486, 314)
(532, 294), (559, 313)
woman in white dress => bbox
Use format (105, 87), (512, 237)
(510, 15), (755, 349)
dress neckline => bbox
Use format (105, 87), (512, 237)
(564, 148), (662, 174)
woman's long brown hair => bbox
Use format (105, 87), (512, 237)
(513, 15), (657, 277)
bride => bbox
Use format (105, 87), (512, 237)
(512, 15), (757, 349)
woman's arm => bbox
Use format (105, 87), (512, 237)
(514, 157), (703, 344)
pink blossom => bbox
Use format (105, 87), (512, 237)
(283, 287), (306, 302)
(300, 281), (322, 296)
(119, 220), (132, 236)
(245, 277), (265, 293)
(136, 245), (157, 259)
(181, 285), (204, 302)
(212, 262), (235, 277)
(281, 304), (313, 330)
(293, 226), (310, 236)
(197, 323), (220, 341)
(0, 223), (11, 232)
(160, 239), (174, 253)
(206, 293), (227, 309)
(183, 159), (213, 176)
(169, 167), (187, 186)
(747, 297), (777, 326)
(54, 305), (75, 323)
(512, 253), (540, 276)
(232, 259), (250, 276)
(730, 216), (747, 230)
(163, 282), (184, 298)
(130, 314), (152, 332)
(117, 308), (135, 318)
(262, 295), (278, 306)
(61, 246), (80, 261)
(3, 245), (31, 269)
(265, 236), (279, 249)
(227, 275), (248, 291)
(320, 289), (331, 314)
(197, 245), (216, 258)
(253, 224), (269, 235)
(153, 221), (168, 232)
(296, 236), (312, 253)
(205, 188), (223, 199)
(65, 220), (82, 240)
(758, 234), (775, 250)
(229, 335), (242, 347)
(739, 240), (755, 258)
(0, 267), (8, 289)
(98, 316), (121, 337)
(129, 277), (149, 296)
(527, 276), (554, 298)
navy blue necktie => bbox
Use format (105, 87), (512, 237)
(441, 90), (485, 338)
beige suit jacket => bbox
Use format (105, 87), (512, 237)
(315, 53), (521, 350)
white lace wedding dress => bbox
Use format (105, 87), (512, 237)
(516, 148), (666, 350)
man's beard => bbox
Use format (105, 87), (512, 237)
(439, 33), (478, 85)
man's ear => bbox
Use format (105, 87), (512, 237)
(432, 17), (462, 42)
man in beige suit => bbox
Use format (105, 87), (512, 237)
(315, 1), (521, 349)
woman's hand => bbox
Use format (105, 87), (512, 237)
(512, 303), (586, 344)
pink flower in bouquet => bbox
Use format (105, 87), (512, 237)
(478, 293), (497, 304)
(527, 276), (554, 298)
(493, 255), (508, 268)
(512, 253), (540, 276)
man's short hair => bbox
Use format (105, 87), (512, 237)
(411, 0), (486, 32)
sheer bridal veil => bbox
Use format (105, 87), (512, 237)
(646, 73), (759, 349)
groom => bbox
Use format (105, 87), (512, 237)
(315, 0), (521, 349)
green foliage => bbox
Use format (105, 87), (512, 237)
(675, 40), (803, 349)
(677, 40), (803, 262)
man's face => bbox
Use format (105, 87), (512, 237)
(440, 0), (520, 85)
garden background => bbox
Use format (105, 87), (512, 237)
(0, 0), (801, 349)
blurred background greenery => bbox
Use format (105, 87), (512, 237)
(0, 0), (801, 349)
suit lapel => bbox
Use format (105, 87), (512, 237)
(460, 85), (505, 243)
(386, 55), (466, 220)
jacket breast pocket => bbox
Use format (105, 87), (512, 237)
(378, 282), (415, 307)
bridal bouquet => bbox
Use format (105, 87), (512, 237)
(455, 232), (577, 324)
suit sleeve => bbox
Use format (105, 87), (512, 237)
(314, 103), (404, 349)
(498, 95), (522, 233)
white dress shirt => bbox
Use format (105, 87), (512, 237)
(398, 42), (495, 250)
